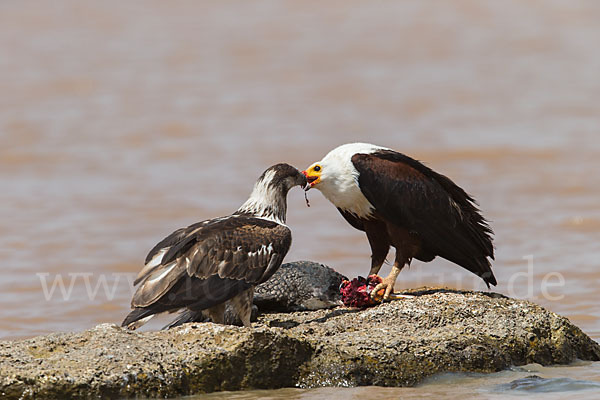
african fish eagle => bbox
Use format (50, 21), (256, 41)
(303, 143), (495, 300)
(122, 163), (307, 329)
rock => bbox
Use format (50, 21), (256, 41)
(1, 288), (599, 399)
(291, 288), (600, 387)
(0, 323), (312, 399)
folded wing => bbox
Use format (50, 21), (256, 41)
(122, 216), (291, 327)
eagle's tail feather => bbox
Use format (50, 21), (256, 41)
(162, 309), (207, 330)
(121, 308), (156, 330)
(457, 254), (497, 288)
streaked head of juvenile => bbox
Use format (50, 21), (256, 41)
(257, 163), (308, 194)
(237, 163), (307, 223)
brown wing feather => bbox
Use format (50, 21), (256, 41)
(131, 261), (186, 307)
(352, 150), (496, 287)
(134, 221), (207, 285)
(337, 208), (366, 231)
(130, 216), (291, 309)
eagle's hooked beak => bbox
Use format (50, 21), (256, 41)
(301, 171), (311, 191)
(302, 170), (319, 189)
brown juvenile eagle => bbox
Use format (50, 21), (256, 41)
(122, 163), (307, 329)
(302, 143), (495, 300)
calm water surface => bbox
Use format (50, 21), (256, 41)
(1, 1), (599, 398)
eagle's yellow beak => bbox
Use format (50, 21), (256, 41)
(302, 165), (321, 188)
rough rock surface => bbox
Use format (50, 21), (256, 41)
(2, 288), (599, 399)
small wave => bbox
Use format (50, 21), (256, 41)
(495, 375), (600, 393)
(559, 217), (600, 233)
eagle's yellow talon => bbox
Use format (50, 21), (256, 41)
(371, 277), (395, 301)
(383, 285), (394, 300)
(371, 284), (383, 300)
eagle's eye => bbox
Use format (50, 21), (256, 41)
(314, 165), (321, 172)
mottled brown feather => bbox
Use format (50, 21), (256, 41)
(130, 216), (291, 309)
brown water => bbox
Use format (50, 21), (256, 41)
(1, 1), (599, 398)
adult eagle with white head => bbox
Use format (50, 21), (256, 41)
(303, 143), (495, 300)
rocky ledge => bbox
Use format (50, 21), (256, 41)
(1, 288), (599, 399)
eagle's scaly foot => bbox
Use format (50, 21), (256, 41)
(370, 265), (402, 301)
(371, 276), (396, 301)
